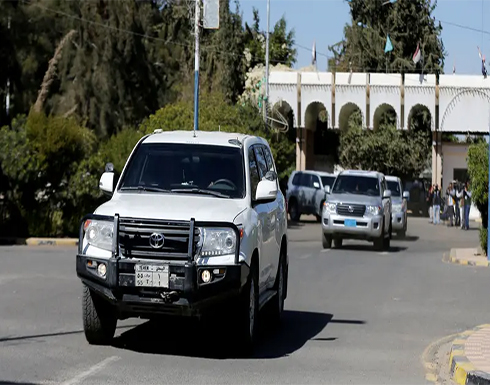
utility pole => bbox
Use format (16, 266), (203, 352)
(5, 16), (11, 122)
(264, 0), (270, 126)
(193, 0), (201, 133)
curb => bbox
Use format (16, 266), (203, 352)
(0, 237), (78, 246)
(445, 248), (489, 267)
(449, 324), (490, 385)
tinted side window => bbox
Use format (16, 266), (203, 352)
(254, 146), (268, 179)
(263, 145), (275, 172)
(248, 147), (260, 198)
(299, 173), (312, 187)
(292, 172), (301, 185)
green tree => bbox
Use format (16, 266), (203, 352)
(467, 142), (488, 254)
(339, 125), (430, 181)
(328, 0), (445, 74)
(243, 8), (297, 70)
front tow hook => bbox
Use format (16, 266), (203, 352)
(159, 291), (179, 303)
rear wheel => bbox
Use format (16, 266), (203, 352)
(82, 285), (117, 345)
(270, 251), (286, 323)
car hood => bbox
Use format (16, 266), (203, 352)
(391, 197), (403, 205)
(94, 192), (247, 223)
(328, 192), (382, 206)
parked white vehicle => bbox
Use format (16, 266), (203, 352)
(76, 130), (289, 353)
(385, 175), (410, 237)
(321, 170), (392, 250)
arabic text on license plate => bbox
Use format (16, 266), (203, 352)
(135, 264), (169, 288)
(344, 219), (357, 227)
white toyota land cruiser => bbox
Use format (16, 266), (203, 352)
(76, 130), (289, 353)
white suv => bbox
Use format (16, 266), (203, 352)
(76, 130), (289, 353)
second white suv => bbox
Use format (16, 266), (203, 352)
(321, 170), (392, 250)
(75, 130), (289, 354)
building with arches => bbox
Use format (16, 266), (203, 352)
(268, 70), (490, 193)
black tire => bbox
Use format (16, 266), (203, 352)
(82, 285), (117, 345)
(373, 220), (385, 251)
(270, 251), (286, 323)
(333, 238), (343, 248)
(322, 233), (332, 249)
(383, 231), (391, 250)
(289, 199), (300, 222)
(316, 201), (325, 223)
(233, 260), (259, 355)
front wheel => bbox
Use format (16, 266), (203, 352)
(322, 233), (332, 249)
(289, 200), (300, 222)
(233, 262), (259, 355)
(82, 285), (117, 345)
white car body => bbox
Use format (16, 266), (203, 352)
(76, 130), (288, 351)
(385, 175), (410, 236)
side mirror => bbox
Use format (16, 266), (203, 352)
(313, 181), (320, 189)
(99, 172), (115, 196)
(255, 179), (278, 202)
(383, 189), (392, 198)
(403, 191), (410, 199)
(324, 185), (331, 194)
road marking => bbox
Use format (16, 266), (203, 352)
(60, 356), (120, 385)
(320, 249), (330, 253)
(379, 252), (389, 255)
(300, 254), (312, 259)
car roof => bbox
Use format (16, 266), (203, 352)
(142, 130), (266, 148)
(385, 175), (401, 182)
(339, 169), (382, 178)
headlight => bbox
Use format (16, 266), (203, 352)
(198, 227), (237, 257)
(365, 205), (382, 216)
(84, 219), (114, 251)
(324, 202), (337, 213)
(392, 204), (403, 213)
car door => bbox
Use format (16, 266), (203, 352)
(299, 172), (314, 214)
(310, 174), (324, 216)
(381, 177), (391, 233)
(248, 146), (269, 291)
(262, 144), (282, 288)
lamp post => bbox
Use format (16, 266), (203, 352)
(264, 0), (270, 125)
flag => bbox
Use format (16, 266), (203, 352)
(412, 43), (422, 64)
(312, 40), (316, 65)
(384, 34), (393, 53)
(478, 46), (487, 78)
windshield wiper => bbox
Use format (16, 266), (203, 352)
(120, 186), (170, 193)
(171, 188), (230, 198)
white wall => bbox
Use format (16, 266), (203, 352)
(442, 143), (481, 220)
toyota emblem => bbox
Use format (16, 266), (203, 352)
(149, 232), (165, 249)
(348, 205), (354, 213)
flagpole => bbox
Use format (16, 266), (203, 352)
(264, 0), (270, 125)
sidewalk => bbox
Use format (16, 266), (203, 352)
(450, 324), (490, 385)
(444, 247), (489, 267)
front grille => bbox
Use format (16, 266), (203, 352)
(118, 217), (200, 260)
(336, 204), (366, 217)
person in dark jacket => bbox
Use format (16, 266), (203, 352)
(432, 184), (441, 224)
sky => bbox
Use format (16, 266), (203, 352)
(237, 0), (490, 75)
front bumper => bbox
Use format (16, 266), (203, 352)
(321, 212), (383, 240)
(391, 211), (406, 230)
(77, 254), (249, 318)
(76, 214), (247, 319)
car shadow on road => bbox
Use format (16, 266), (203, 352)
(335, 244), (407, 253)
(111, 310), (366, 360)
(392, 234), (419, 242)
(0, 382), (46, 385)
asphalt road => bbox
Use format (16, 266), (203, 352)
(0, 217), (489, 385)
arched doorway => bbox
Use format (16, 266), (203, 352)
(373, 103), (397, 131)
(338, 102), (363, 132)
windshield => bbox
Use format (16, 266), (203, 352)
(331, 175), (380, 196)
(118, 143), (245, 199)
(321, 176), (336, 188)
(387, 180), (401, 197)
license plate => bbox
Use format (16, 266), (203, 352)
(344, 219), (357, 227)
(135, 264), (169, 288)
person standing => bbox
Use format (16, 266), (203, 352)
(456, 183), (464, 228)
(446, 183), (455, 226)
(432, 184), (441, 225)
(463, 181), (472, 230)
(427, 184), (434, 223)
